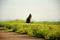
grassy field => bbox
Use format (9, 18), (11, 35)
(0, 20), (60, 40)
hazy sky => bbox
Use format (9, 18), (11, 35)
(0, 0), (60, 21)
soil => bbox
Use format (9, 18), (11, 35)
(0, 30), (44, 40)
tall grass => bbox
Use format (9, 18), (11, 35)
(0, 20), (60, 40)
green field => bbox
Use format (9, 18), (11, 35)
(0, 20), (60, 40)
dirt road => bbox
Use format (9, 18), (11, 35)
(0, 30), (44, 40)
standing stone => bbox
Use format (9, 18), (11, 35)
(26, 14), (32, 23)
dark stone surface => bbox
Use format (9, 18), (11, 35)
(26, 14), (32, 23)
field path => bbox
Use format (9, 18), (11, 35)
(0, 30), (44, 40)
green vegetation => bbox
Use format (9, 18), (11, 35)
(0, 20), (60, 40)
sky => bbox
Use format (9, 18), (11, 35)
(0, 0), (60, 21)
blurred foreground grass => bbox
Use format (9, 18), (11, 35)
(0, 20), (60, 40)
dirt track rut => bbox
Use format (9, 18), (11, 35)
(0, 30), (44, 40)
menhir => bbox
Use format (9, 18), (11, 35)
(26, 14), (32, 23)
